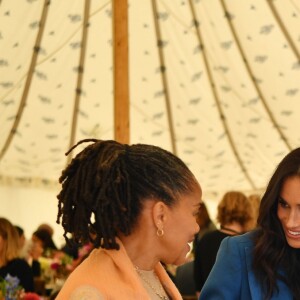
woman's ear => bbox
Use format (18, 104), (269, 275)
(152, 201), (168, 226)
(151, 201), (169, 237)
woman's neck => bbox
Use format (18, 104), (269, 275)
(120, 233), (158, 271)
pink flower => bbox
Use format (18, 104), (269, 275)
(50, 262), (61, 270)
(22, 292), (41, 300)
(78, 243), (93, 258)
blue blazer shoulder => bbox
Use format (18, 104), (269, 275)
(199, 231), (292, 300)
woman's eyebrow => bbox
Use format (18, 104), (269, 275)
(278, 196), (288, 204)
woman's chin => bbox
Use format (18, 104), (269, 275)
(172, 244), (192, 266)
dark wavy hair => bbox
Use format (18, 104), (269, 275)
(57, 139), (199, 250)
(253, 147), (300, 300)
(33, 229), (57, 251)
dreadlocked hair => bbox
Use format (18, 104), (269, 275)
(57, 139), (198, 250)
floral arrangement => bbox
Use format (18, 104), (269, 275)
(36, 250), (73, 295)
(21, 293), (40, 300)
(0, 274), (22, 300)
(0, 274), (40, 300)
(49, 251), (73, 278)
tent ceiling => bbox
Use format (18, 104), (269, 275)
(0, 0), (300, 200)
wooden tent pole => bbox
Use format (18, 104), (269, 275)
(0, 0), (50, 161)
(113, 0), (130, 144)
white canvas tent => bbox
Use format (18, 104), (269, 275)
(1, 0), (300, 245)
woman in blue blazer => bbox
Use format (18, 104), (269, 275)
(200, 148), (300, 300)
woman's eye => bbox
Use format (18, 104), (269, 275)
(278, 198), (289, 208)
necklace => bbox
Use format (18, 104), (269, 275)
(220, 226), (243, 235)
(135, 266), (169, 300)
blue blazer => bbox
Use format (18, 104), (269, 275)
(199, 231), (292, 300)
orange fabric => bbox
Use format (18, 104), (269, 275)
(56, 238), (182, 299)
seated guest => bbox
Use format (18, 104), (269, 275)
(193, 201), (216, 255)
(37, 223), (54, 238)
(28, 228), (58, 277)
(15, 225), (26, 251)
(0, 217), (34, 292)
(15, 225), (32, 260)
(31, 228), (57, 257)
(247, 193), (261, 229)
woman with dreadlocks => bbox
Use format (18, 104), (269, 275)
(55, 139), (202, 300)
(200, 148), (300, 300)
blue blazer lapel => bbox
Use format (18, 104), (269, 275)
(244, 246), (293, 300)
(244, 246), (263, 300)
(275, 272), (293, 299)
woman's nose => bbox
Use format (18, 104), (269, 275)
(286, 209), (300, 228)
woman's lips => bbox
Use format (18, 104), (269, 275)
(285, 229), (300, 239)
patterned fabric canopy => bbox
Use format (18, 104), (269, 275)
(0, 0), (299, 200)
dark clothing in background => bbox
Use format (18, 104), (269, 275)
(0, 258), (34, 292)
(194, 230), (229, 291)
(61, 243), (79, 260)
(195, 220), (217, 245)
(175, 261), (196, 296)
(192, 220), (216, 256)
(31, 259), (41, 277)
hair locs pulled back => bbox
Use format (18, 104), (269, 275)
(57, 139), (198, 250)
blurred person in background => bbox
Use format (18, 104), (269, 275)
(37, 223), (54, 238)
(31, 228), (57, 257)
(0, 217), (34, 292)
(193, 201), (216, 252)
(15, 225), (26, 251)
(14, 225), (31, 259)
(28, 228), (58, 277)
(247, 193), (261, 230)
(175, 201), (215, 298)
